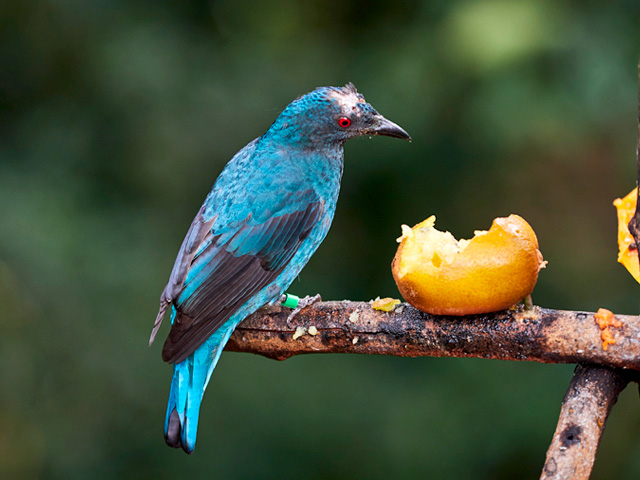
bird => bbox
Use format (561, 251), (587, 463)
(149, 83), (410, 453)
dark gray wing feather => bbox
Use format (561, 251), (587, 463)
(161, 199), (323, 364)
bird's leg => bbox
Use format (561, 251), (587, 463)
(280, 293), (322, 328)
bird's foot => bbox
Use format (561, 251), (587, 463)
(281, 293), (322, 328)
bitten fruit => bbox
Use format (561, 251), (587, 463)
(392, 214), (546, 315)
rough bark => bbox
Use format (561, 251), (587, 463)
(226, 301), (640, 371)
(540, 365), (631, 480)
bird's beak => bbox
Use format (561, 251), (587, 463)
(369, 115), (411, 140)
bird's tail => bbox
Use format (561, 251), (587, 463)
(164, 313), (236, 454)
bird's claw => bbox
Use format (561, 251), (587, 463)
(285, 293), (322, 328)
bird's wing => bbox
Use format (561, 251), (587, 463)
(161, 188), (323, 364)
(148, 204), (216, 346)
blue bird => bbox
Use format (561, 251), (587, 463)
(149, 83), (410, 453)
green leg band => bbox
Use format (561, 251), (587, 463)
(281, 293), (300, 309)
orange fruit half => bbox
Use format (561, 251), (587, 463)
(392, 215), (546, 315)
(613, 188), (640, 283)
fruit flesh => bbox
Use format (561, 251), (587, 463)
(395, 216), (488, 276)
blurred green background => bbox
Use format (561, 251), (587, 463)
(2, 0), (640, 478)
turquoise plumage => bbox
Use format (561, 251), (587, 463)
(150, 84), (410, 453)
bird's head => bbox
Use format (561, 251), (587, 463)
(266, 83), (411, 147)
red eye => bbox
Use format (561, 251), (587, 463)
(338, 117), (351, 128)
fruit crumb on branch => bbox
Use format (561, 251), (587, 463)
(371, 297), (401, 312)
(594, 308), (623, 351)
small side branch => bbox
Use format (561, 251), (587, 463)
(226, 301), (640, 371)
(540, 365), (630, 480)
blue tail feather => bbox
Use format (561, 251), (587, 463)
(164, 312), (236, 453)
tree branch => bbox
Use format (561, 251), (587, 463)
(540, 365), (631, 480)
(226, 301), (640, 371)
(226, 300), (640, 478)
